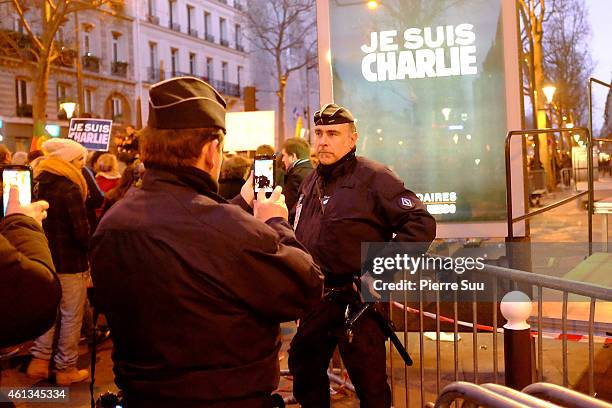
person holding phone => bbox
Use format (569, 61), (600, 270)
(89, 77), (323, 408)
(288, 103), (437, 408)
(26, 138), (91, 386)
(0, 186), (60, 349)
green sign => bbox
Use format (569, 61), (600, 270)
(327, 0), (513, 224)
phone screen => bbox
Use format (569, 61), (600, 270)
(253, 157), (275, 194)
(2, 168), (32, 216)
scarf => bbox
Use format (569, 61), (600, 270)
(316, 148), (357, 181)
(148, 165), (227, 204)
(35, 157), (88, 201)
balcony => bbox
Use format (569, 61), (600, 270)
(234, 1), (243, 11)
(218, 0), (227, 4)
(56, 47), (77, 68)
(204, 33), (215, 43)
(220, 38), (229, 47)
(189, 28), (198, 37)
(170, 22), (181, 33)
(236, 44), (245, 52)
(147, 14), (160, 25)
(82, 54), (100, 72)
(210, 79), (240, 97)
(16, 103), (33, 118)
(146, 66), (163, 82)
(111, 61), (128, 77)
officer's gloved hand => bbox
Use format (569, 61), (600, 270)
(240, 171), (255, 207)
(254, 186), (288, 222)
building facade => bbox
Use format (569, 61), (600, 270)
(0, 0), (249, 152)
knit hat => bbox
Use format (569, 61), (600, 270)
(148, 76), (227, 131)
(42, 138), (88, 163)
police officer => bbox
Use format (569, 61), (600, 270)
(90, 77), (324, 407)
(288, 103), (436, 407)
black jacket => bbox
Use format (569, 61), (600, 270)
(35, 171), (90, 273)
(89, 168), (323, 404)
(217, 177), (244, 200)
(295, 154), (436, 287)
(283, 159), (313, 224)
(0, 214), (61, 347)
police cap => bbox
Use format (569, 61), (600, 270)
(148, 76), (227, 131)
(314, 103), (355, 126)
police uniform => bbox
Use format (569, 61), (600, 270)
(288, 104), (436, 407)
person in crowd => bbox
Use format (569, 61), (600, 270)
(89, 77), (323, 408)
(0, 144), (11, 165)
(99, 161), (143, 218)
(280, 138), (313, 223)
(94, 153), (121, 193)
(0, 186), (60, 349)
(82, 160), (105, 234)
(218, 155), (251, 199)
(256, 144), (285, 189)
(288, 103), (436, 408)
(27, 138), (91, 386)
(10, 151), (27, 165)
(27, 150), (44, 164)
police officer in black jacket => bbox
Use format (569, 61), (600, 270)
(288, 103), (436, 407)
(90, 77), (324, 408)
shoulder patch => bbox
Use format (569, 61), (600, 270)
(398, 196), (414, 209)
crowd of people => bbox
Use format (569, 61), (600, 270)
(0, 76), (435, 408)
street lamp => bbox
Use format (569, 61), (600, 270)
(542, 85), (556, 105)
(366, 0), (380, 9)
(60, 102), (77, 119)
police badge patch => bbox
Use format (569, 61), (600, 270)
(398, 197), (413, 209)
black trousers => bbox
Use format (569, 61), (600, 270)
(288, 296), (391, 408)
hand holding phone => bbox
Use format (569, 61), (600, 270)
(254, 186), (288, 222)
(253, 155), (275, 198)
(5, 185), (49, 225)
(2, 165), (33, 217)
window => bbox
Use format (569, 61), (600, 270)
(148, 0), (156, 16)
(189, 53), (196, 75)
(187, 5), (194, 33)
(171, 48), (178, 76)
(168, 0), (175, 26)
(84, 89), (94, 114)
(219, 18), (227, 44)
(16, 79), (28, 105)
(221, 61), (228, 83)
(206, 57), (213, 80)
(83, 31), (91, 54)
(149, 42), (158, 69)
(111, 97), (123, 120)
(204, 12), (211, 38)
(56, 28), (65, 45)
(57, 83), (68, 108)
(237, 66), (243, 88)
(235, 24), (242, 48)
(111, 34), (121, 62)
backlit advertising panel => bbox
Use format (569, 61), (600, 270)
(317, 0), (524, 237)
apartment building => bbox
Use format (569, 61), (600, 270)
(0, 0), (249, 151)
(135, 0), (249, 121)
(0, 3), (136, 151)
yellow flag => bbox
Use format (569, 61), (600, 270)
(295, 116), (303, 139)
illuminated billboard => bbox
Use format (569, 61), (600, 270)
(317, 0), (524, 237)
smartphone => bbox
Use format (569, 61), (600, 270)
(2, 165), (33, 217)
(253, 154), (275, 197)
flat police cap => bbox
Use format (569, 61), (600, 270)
(314, 103), (355, 126)
(148, 76), (227, 131)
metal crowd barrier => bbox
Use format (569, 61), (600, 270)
(430, 381), (611, 408)
(382, 263), (612, 407)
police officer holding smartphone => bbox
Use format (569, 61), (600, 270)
(288, 103), (436, 407)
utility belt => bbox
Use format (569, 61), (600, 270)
(323, 278), (414, 367)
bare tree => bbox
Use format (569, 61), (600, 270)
(245, 0), (317, 145)
(543, 0), (593, 128)
(0, 0), (120, 148)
